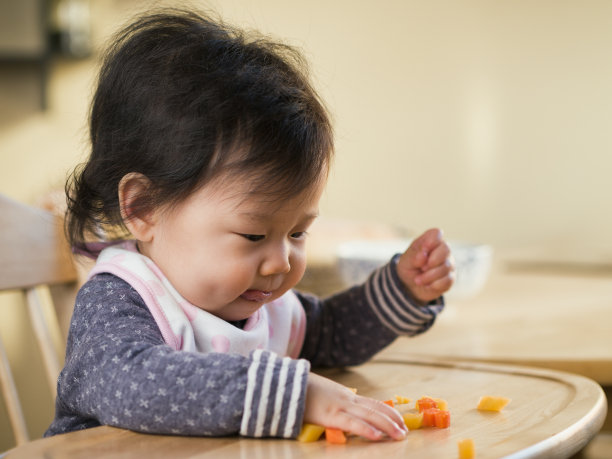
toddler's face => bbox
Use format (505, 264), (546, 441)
(138, 176), (324, 321)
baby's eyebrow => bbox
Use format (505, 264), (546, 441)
(237, 210), (270, 222)
(299, 211), (320, 220)
(239, 210), (319, 222)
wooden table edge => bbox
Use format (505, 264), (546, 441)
(5, 357), (607, 458)
(373, 354), (608, 457)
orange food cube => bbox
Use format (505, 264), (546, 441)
(422, 408), (439, 427)
(416, 397), (437, 412)
(434, 410), (451, 428)
(297, 423), (325, 442)
(325, 427), (347, 444)
(402, 411), (424, 430)
(382, 399), (395, 407)
(477, 395), (511, 412)
(458, 438), (475, 459)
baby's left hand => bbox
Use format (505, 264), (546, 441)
(396, 228), (455, 305)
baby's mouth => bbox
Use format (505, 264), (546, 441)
(240, 289), (272, 302)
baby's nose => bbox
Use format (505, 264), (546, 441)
(260, 244), (291, 276)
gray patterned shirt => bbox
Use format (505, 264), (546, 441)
(45, 255), (443, 438)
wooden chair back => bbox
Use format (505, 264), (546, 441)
(0, 193), (77, 445)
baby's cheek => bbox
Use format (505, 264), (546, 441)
(291, 249), (307, 277)
(288, 263), (307, 289)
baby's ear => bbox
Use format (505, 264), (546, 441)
(118, 172), (157, 242)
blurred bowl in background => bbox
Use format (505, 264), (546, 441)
(336, 239), (493, 300)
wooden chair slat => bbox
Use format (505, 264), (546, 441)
(0, 193), (78, 446)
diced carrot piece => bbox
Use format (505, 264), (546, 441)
(297, 423), (325, 442)
(434, 410), (451, 428)
(402, 411), (423, 430)
(395, 395), (411, 405)
(433, 398), (448, 411)
(458, 438), (475, 459)
(477, 395), (511, 412)
(325, 427), (347, 444)
(382, 399), (395, 407)
(422, 408), (439, 427)
(416, 397), (437, 412)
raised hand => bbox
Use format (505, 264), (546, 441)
(396, 228), (455, 304)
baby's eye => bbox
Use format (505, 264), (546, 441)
(290, 231), (307, 240)
(241, 234), (265, 242)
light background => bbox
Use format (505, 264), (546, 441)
(1, 0), (611, 448)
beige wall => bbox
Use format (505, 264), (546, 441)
(218, 0), (612, 260)
(3, 0), (612, 251)
(2, 0), (612, 449)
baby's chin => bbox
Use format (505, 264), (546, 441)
(213, 298), (268, 322)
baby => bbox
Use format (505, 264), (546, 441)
(45, 9), (454, 441)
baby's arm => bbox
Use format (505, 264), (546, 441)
(293, 251), (448, 440)
(49, 274), (308, 438)
(297, 253), (444, 368)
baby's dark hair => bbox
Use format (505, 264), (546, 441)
(66, 9), (333, 254)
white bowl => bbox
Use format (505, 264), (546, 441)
(336, 239), (493, 300)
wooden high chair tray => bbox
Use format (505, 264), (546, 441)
(6, 358), (606, 459)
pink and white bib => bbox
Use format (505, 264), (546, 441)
(88, 241), (306, 358)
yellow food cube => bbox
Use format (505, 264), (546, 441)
(402, 411), (424, 430)
(395, 395), (412, 405)
(297, 423), (326, 442)
(433, 398), (448, 410)
(457, 438), (475, 459)
(477, 395), (511, 412)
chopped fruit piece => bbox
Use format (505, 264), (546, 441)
(416, 397), (437, 412)
(477, 396), (511, 412)
(395, 395), (411, 405)
(325, 427), (347, 444)
(422, 408), (439, 427)
(433, 398), (448, 411)
(458, 438), (475, 459)
(434, 410), (451, 428)
(402, 411), (424, 430)
(382, 399), (395, 407)
(297, 423), (325, 442)
(348, 387), (358, 393)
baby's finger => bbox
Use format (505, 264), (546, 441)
(422, 241), (452, 270)
(415, 228), (444, 253)
(402, 229), (443, 270)
(346, 398), (407, 440)
(417, 268), (455, 293)
(400, 243), (428, 271)
(333, 413), (384, 441)
(416, 259), (454, 286)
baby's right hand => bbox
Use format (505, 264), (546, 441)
(303, 372), (408, 441)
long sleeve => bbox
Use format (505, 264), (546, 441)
(298, 255), (444, 367)
(46, 273), (309, 438)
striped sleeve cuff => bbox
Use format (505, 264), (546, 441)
(364, 254), (444, 335)
(240, 349), (310, 438)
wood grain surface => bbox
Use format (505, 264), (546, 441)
(382, 270), (612, 385)
(5, 358), (606, 459)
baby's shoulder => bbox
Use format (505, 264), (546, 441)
(78, 272), (135, 298)
(66, 272), (165, 353)
(74, 272), (148, 316)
